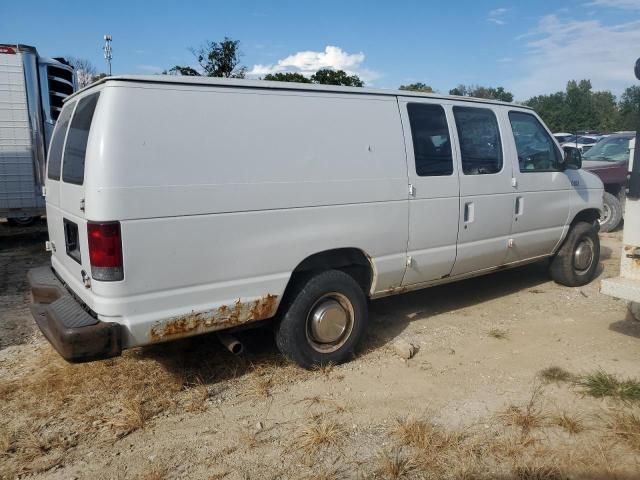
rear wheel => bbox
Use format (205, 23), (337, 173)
(549, 221), (600, 287)
(7, 216), (37, 227)
(599, 192), (622, 233)
(275, 269), (368, 369)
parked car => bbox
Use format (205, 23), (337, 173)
(554, 132), (574, 144)
(582, 132), (636, 232)
(28, 76), (603, 368)
(560, 135), (600, 154)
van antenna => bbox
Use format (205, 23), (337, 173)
(103, 34), (112, 76)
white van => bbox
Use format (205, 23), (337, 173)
(28, 76), (603, 368)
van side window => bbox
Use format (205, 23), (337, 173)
(46, 101), (75, 181)
(407, 103), (453, 176)
(508, 111), (563, 172)
(453, 106), (503, 175)
(62, 93), (100, 185)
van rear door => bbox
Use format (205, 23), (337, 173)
(46, 92), (100, 296)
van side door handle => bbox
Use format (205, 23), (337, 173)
(515, 197), (524, 216)
(464, 202), (474, 224)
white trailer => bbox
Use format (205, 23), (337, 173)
(600, 58), (640, 319)
(0, 44), (75, 225)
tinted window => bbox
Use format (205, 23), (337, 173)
(47, 102), (75, 180)
(407, 103), (453, 176)
(509, 111), (562, 172)
(62, 93), (100, 185)
(453, 107), (502, 175)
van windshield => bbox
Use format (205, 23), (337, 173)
(583, 136), (632, 162)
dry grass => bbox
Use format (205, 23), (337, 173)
(487, 328), (509, 340)
(498, 385), (547, 437)
(607, 410), (640, 451)
(539, 366), (574, 384)
(577, 370), (640, 402)
(296, 416), (346, 457)
(376, 448), (415, 480)
(139, 466), (169, 480)
(551, 412), (585, 435)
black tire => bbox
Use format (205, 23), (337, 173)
(275, 269), (368, 369)
(599, 192), (622, 233)
(7, 216), (36, 227)
(549, 221), (600, 287)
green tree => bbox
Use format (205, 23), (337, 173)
(399, 82), (434, 93)
(263, 72), (312, 83)
(591, 91), (619, 132)
(310, 69), (364, 87)
(448, 84), (513, 102)
(618, 85), (640, 131)
(525, 91), (566, 132)
(168, 37), (246, 78)
(165, 65), (200, 76)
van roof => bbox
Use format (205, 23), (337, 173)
(70, 74), (531, 109)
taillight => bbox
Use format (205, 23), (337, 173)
(87, 222), (123, 281)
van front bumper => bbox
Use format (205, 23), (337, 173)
(27, 266), (122, 363)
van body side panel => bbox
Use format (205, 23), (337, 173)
(76, 84), (409, 346)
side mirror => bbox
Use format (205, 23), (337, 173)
(563, 146), (582, 170)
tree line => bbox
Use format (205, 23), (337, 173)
(70, 36), (640, 133)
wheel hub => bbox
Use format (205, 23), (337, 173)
(574, 238), (594, 272)
(310, 299), (348, 344)
(599, 203), (611, 225)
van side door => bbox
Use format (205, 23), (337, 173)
(398, 98), (460, 286)
(504, 110), (571, 261)
(450, 104), (514, 275)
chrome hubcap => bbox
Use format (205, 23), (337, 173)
(574, 238), (595, 273)
(306, 293), (354, 353)
(599, 204), (611, 225)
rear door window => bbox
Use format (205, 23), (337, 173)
(453, 106), (503, 175)
(407, 103), (453, 176)
(62, 93), (100, 185)
(47, 101), (75, 181)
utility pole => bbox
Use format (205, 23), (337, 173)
(103, 34), (112, 76)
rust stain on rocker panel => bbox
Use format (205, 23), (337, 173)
(149, 294), (278, 342)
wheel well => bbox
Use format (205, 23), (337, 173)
(604, 184), (622, 196)
(571, 208), (600, 226)
(284, 248), (374, 300)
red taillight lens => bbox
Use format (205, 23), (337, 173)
(87, 222), (123, 281)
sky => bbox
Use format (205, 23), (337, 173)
(2, 0), (640, 101)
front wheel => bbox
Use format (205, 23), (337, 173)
(275, 270), (368, 369)
(599, 192), (622, 233)
(549, 221), (600, 287)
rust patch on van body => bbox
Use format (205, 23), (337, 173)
(149, 294), (278, 342)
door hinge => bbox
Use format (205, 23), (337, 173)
(508, 238), (515, 248)
(41, 186), (47, 197)
(406, 255), (413, 267)
(409, 184), (416, 197)
(80, 198), (85, 212)
(45, 240), (55, 252)
(511, 177), (517, 188)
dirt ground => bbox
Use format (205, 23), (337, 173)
(1, 220), (640, 479)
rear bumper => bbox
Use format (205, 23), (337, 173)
(28, 266), (122, 362)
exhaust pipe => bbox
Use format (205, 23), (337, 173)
(217, 332), (244, 355)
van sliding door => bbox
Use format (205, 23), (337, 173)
(398, 98), (460, 286)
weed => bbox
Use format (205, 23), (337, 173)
(577, 370), (640, 402)
(498, 384), (547, 436)
(297, 416), (346, 457)
(376, 447), (414, 479)
(488, 328), (509, 340)
(607, 410), (640, 451)
(539, 366), (574, 385)
(551, 413), (584, 435)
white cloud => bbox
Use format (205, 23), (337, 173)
(488, 8), (508, 25)
(510, 14), (640, 99)
(249, 45), (380, 83)
(584, 0), (640, 9)
(497, 57), (513, 63)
